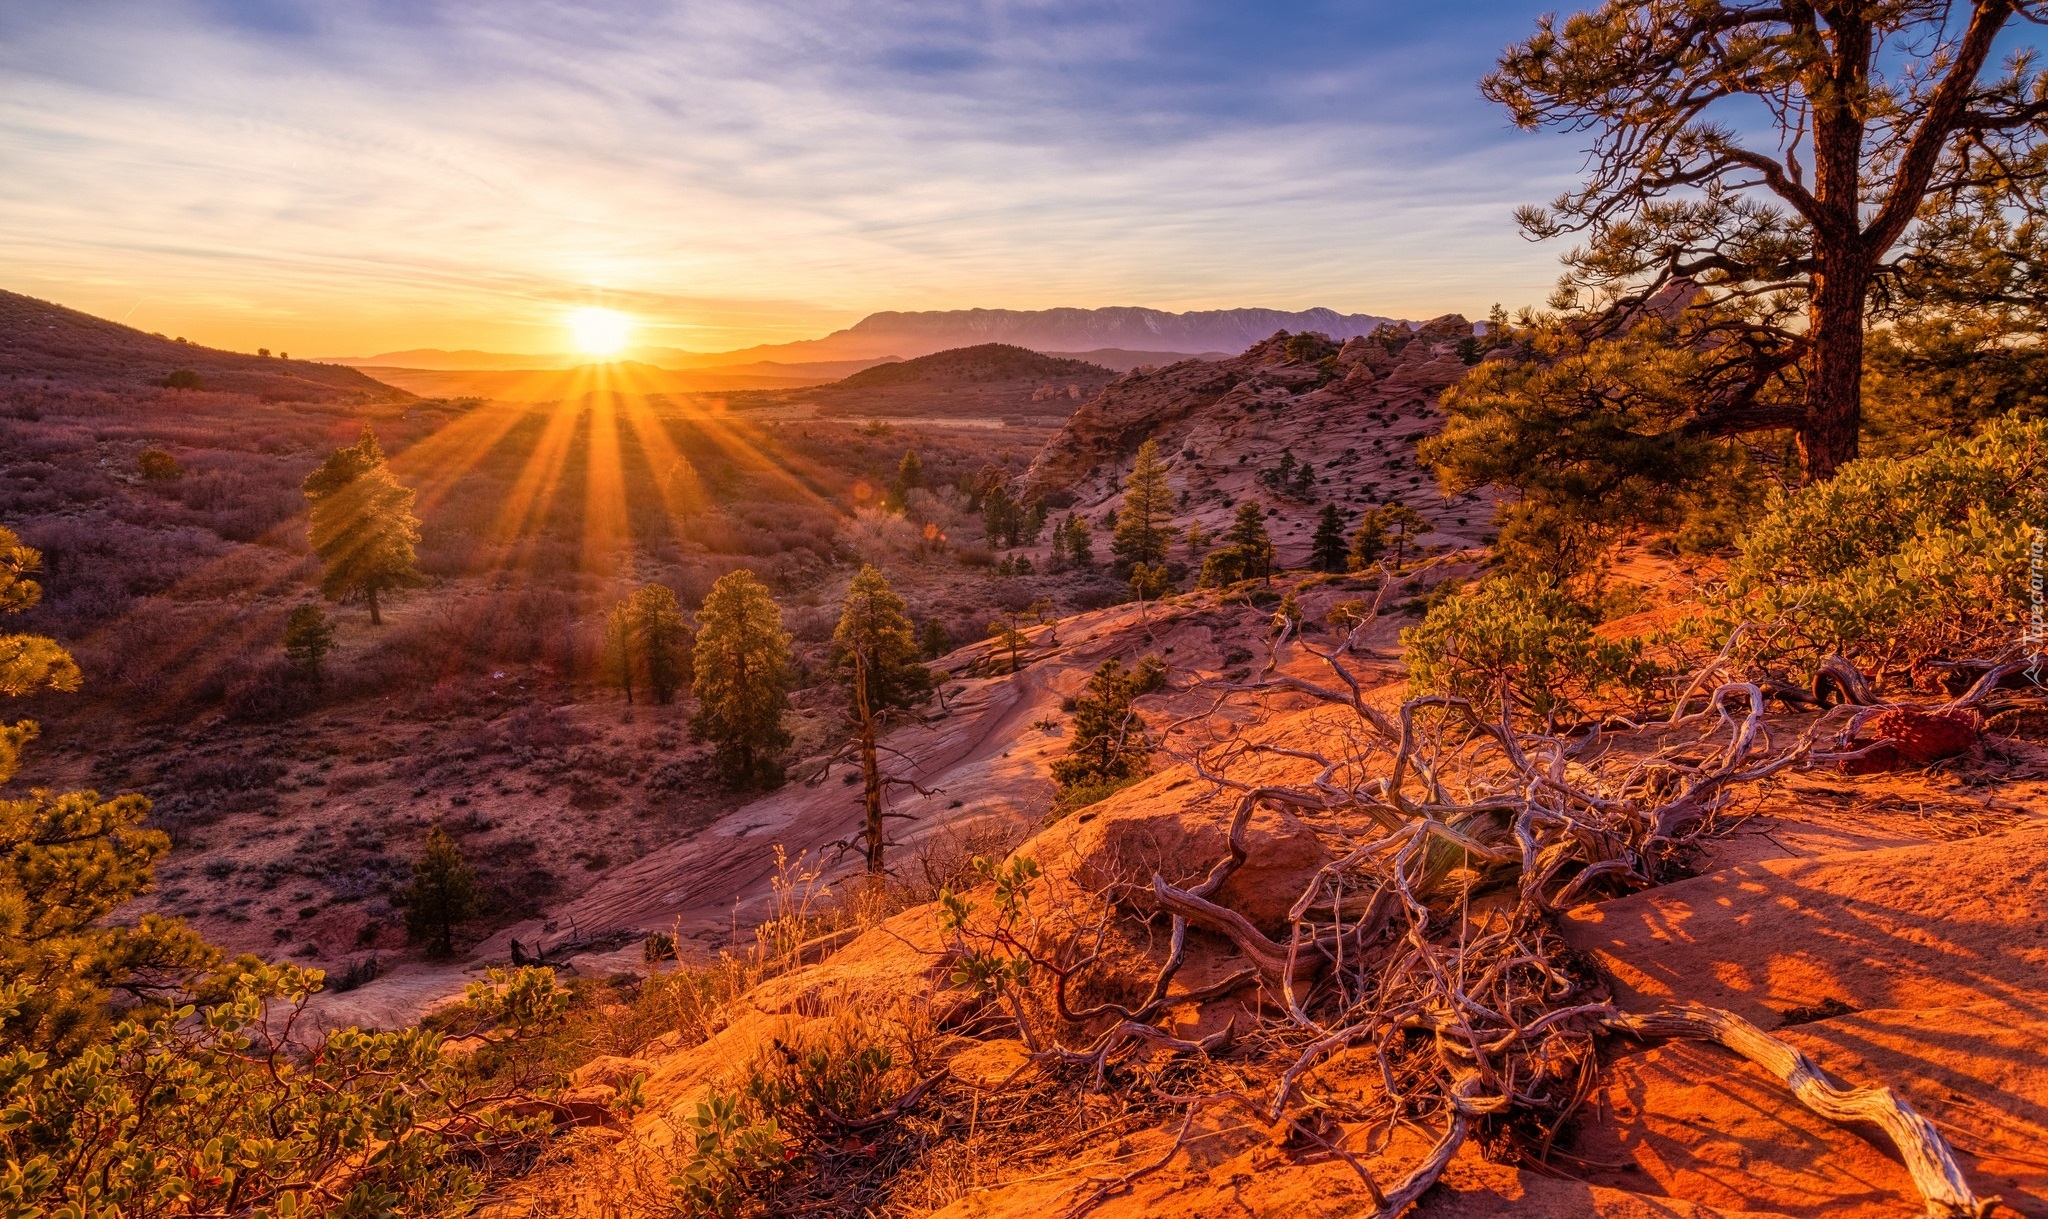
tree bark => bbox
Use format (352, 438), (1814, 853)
(1798, 8), (1874, 484)
(1801, 253), (1870, 480)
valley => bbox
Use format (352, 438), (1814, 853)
(4, 286), (2044, 1219)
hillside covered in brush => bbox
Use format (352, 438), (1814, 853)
(0, 289), (406, 403)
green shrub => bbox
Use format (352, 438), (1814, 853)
(0, 963), (568, 1217)
(1714, 415), (2047, 678)
(671, 1012), (905, 1217)
(1402, 579), (1658, 725)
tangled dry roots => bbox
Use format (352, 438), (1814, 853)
(1042, 623), (2029, 1219)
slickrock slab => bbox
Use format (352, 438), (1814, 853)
(1561, 826), (2048, 1025)
(1561, 825), (2048, 1216)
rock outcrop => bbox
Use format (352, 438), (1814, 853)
(1021, 317), (1493, 564)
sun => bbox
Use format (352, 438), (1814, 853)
(566, 307), (633, 357)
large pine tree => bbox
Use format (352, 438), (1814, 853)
(303, 424), (424, 625)
(1111, 439), (1173, 569)
(691, 569), (793, 788)
(1482, 1), (2048, 479)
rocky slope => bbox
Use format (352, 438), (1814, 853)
(487, 581), (2048, 1218)
(1023, 315), (1493, 565)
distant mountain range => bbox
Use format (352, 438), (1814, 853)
(328, 306), (1410, 372)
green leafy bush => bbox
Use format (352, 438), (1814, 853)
(1402, 579), (1658, 725)
(0, 962), (568, 1217)
(671, 1012), (905, 1218)
(1714, 415), (2047, 679)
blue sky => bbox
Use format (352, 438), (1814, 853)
(0, 0), (1585, 354)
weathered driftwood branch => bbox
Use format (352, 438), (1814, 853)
(1599, 1004), (1996, 1219)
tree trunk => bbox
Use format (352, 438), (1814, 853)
(367, 585), (382, 626)
(857, 655), (885, 875)
(1802, 253), (1870, 481)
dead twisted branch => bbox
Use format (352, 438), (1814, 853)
(1060, 616), (2000, 1218)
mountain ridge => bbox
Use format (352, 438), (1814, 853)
(325, 305), (1411, 370)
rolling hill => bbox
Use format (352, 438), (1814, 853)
(0, 289), (406, 403)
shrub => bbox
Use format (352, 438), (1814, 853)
(1402, 579), (1659, 726)
(671, 1012), (905, 1217)
(136, 448), (181, 481)
(1713, 415), (2047, 681)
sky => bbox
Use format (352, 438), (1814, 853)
(0, 0), (1589, 357)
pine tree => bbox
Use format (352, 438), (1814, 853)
(987, 616), (1029, 675)
(282, 604), (334, 681)
(1274, 590), (1304, 637)
(303, 424), (424, 626)
(1023, 498), (1048, 544)
(1185, 520), (1209, 561)
(1382, 504), (1429, 568)
(1062, 513), (1093, 567)
(1483, 0), (2048, 478)
(2, 523), (209, 1054)
(1349, 510), (1388, 571)
(601, 601), (635, 703)
(894, 449), (924, 501)
(404, 824), (481, 959)
(629, 583), (694, 705)
(920, 618), (953, 660)
(1112, 439), (1173, 569)
(983, 482), (1020, 548)
(834, 566), (931, 715)
(1051, 656), (1166, 798)
(1129, 562), (1170, 602)
(833, 566), (931, 873)
(1225, 500), (1274, 582)
(1309, 503), (1349, 572)
(691, 569), (793, 788)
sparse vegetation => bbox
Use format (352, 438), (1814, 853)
(1714, 415), (2048, 681)
(1402, 578), (1657, 726)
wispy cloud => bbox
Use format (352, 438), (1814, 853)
(0, 0), (1583, 354)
